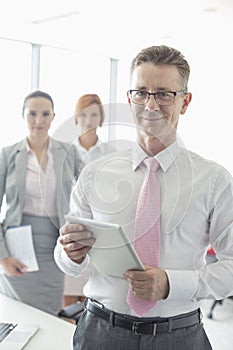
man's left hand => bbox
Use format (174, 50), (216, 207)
(124, 267), (169, 301)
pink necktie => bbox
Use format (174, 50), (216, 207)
(127, 157), (160, 317)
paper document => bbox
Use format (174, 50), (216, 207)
(5, 225), (39, 272)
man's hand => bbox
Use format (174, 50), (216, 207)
(59, 223), (96, 264)
(124, 267), (169, 301)
(0, 257), (26, 276)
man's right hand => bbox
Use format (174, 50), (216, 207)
(59, 223), (96, 264)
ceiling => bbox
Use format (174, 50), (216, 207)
(0, 0), (232, 60)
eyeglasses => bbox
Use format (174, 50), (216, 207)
(129, 90), (187, 106)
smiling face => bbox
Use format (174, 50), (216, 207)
(23, 97), (55, 138)
(128, 62), (191, 152)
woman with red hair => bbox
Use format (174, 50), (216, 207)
(74, 94), (115, 164)
(63, 93), (116, 311)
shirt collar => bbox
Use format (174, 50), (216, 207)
(26, 137), (51, 154)
(132, 140), (181, 172)
(77, 136), (102, 152)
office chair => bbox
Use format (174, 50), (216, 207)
(58, 301), (85, 324)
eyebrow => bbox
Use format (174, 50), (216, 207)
(28, 109), (51, 114)
(135, 86), (171, 91)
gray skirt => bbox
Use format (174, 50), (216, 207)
(3, 214), (64, 316)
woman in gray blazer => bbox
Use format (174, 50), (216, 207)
(0, 90), (83, 315)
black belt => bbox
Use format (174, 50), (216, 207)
(85, 299), (201, 336)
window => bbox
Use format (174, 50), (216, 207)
(0, 39), (31, 147)
(40, 46), (110, 143)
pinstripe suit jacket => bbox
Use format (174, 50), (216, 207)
(0, 137), (83, 258)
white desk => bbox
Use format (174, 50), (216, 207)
(0, 293), (76, 349)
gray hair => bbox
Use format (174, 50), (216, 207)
(130, 45), (190, 90)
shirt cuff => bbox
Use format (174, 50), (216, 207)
(165, 269), (198, 301)
(61, 248), (90, 273)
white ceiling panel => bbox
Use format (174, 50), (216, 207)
(0, 0), (232, 59)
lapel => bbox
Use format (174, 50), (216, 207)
(15, 139), (27, 209)
(50, 139), (63, 200)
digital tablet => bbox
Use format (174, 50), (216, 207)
(65, 215), (145, 278)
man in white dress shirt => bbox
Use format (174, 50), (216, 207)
(54, 45), (233, 349)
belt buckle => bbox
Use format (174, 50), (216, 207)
(132, 322), (157, 336)
(91, 299), (104, 309)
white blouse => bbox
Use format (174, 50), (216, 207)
(23, 141), (57, 217)
(75, 137), (116, 164)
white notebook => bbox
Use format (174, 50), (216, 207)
(65, 215), (144, 278)
(0, 322), (39, 350)
(5, 225), (39, 272)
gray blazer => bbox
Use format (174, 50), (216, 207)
(0, 138), (83, 258)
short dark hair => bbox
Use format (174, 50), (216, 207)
(22, 90), (54, 114)
(130, 45), (190, 90)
